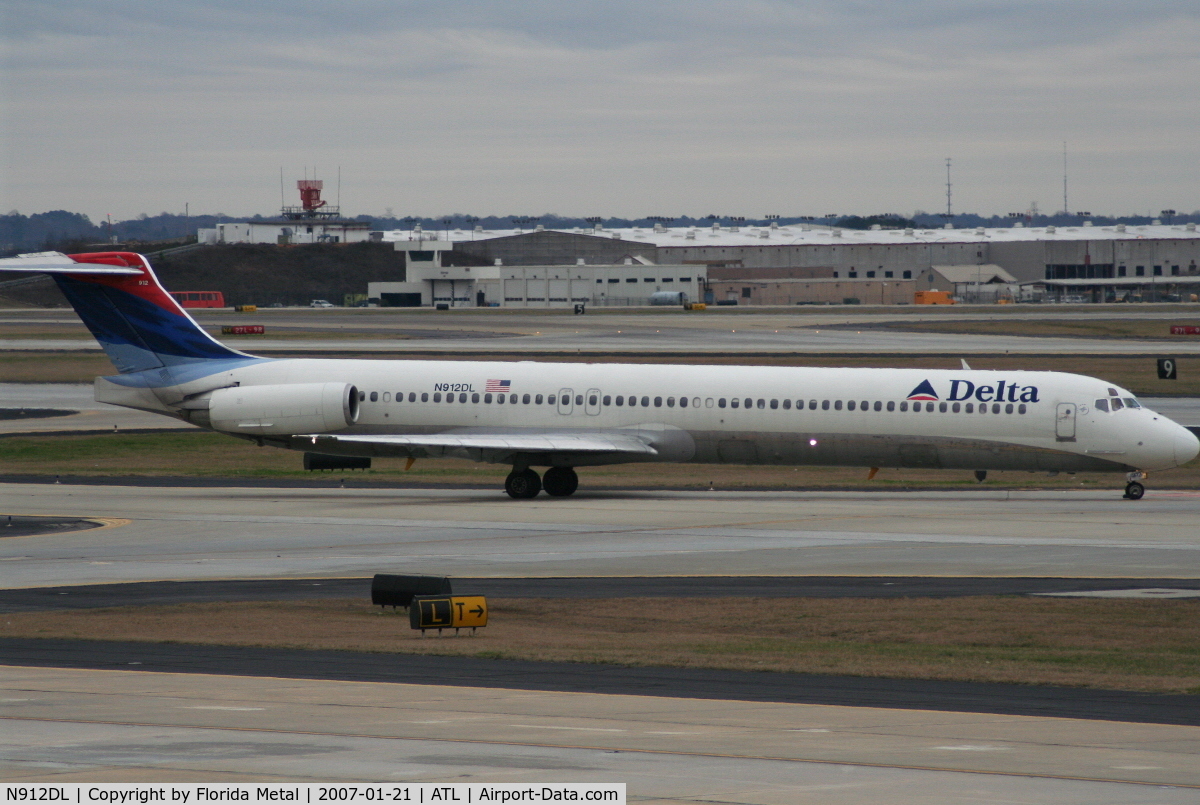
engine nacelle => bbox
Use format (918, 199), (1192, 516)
(208, 383), (359, 435)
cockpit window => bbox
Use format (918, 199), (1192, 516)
(1094, 399), (1109, 412)
(1107, 388), (1119, 397)
(1124, 398), (1141, 409)
(1110, 399), (1124, 411)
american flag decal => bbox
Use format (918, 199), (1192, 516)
(485, 379), (511, 392)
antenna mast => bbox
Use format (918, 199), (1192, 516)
(945, 158), (952, 218)
(1062, 142), (1069, 216)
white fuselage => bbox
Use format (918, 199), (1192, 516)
(120, 357), (1198, 474)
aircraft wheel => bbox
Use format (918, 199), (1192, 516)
(1123, 481), (1145, 500)
(543, 467), (579, 497)
(505, 469), (542, 499)
(973, 470), (987, 483)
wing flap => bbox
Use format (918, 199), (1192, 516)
(306, 430), (657, 460)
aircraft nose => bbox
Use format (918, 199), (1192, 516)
(1176, 426), (1200, 466)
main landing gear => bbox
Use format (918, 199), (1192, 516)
(504, 467), (578, 499)
(1123, 471), (1147, 500)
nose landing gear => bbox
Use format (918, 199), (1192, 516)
(1124, 471), (1147, 500)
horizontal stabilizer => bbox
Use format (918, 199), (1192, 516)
(0, 252), (141, 274)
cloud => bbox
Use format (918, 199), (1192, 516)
(3, 1), (1199, 219)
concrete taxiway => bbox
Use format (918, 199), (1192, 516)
(4, 666), (1199, 801)
(4, 484), (1200, 587)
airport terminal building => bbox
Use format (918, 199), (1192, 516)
(368, 221), (1200, 306)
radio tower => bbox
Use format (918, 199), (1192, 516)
(281, 178), (341, 220)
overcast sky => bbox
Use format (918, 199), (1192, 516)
(3, 1), (1198, 222)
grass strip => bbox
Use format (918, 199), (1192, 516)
(4, 597), (1198, 693)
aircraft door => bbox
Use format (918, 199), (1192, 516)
(585, 388), (601, 416)
(558, 388), (574, 415)
(1055, 402), (1077, 442)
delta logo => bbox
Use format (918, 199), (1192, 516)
(906, 380), (939, 401)
(907, 379), (1041, 404)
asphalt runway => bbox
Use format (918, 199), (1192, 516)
(5, 637), (1199, 727)
(7, 329), (1200, 354)
(6, 304), (1200, 354)
(5, 575), (1200, 612)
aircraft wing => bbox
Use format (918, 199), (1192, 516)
(305, 430), (658, 462)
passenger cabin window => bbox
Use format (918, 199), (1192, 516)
(886, 401), (894, 411)
(616, 395), (624, 406)
(847, 401), (856, 411)
(472, 392), (480, 403)
(369, 392), (378, 402)
(744, 398), (752, 408)
(509, 393), (517, 403)
(718, 398), (726, 408)
(654, 397), (663, 407)
(899, 401), (908, 412)
(965, 402), (973, 413)
(809, 400), (817, 410)
(484, 393), (493, 403)
(821, 400), (830, 410)
(667, 397), (675, 407)
(782, 399), (790, 410)
(731, 398), (740, 408)
(642, 396), (650, 406)
(535, 394), (543, 404)
(548, 395), (556, 405)
(603, 395), (611, 405)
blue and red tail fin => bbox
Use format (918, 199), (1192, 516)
(0, 251), (254, 375)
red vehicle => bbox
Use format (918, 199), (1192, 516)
(170, 291), (224, 308)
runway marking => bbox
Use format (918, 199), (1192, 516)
(3, 715), (1196, 790)
(182, 706), (266, 711)
(509, 724), (626, 733)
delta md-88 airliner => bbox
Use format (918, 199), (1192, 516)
(4, 250), (1197, 499)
